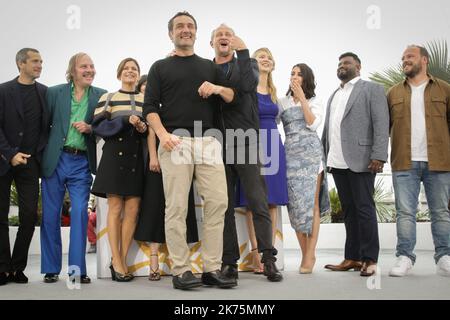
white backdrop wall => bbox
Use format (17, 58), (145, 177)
(1, 0), (449, 103)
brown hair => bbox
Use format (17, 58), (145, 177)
(116, 57), (140, 80)
(168, 11), (197, 32)
(407, 45), (430, 64)
(252, 48), (277, 103)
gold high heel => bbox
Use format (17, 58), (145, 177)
(299, 267), (313, 274)
(300, 257), (316, 274)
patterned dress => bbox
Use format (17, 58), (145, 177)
(278, 96), (330, 234)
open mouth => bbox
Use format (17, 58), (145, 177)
(83, 73), (94, 80)
(180, 33), (192, 40)
(219, 40), (229, 48)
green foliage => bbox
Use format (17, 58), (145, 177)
(373, 179), (395, 223)
(370, 40), (450, 92)
(8, 215), (20, 226)
(329, 188), (344, 223)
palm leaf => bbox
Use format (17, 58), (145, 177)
(426, 40), (450, 82)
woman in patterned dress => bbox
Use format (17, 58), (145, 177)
(278, 63), (330, 274)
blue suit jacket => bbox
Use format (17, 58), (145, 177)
(0, 77), (49, 176)
(41, 83), (106, 178)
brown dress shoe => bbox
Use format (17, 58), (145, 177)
(360, 261), (377, 277)
(324, 259), (363, 271)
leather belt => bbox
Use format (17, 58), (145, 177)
(63, 146), (86, 155)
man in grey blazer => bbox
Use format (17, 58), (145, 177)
(322, 52), (389, 276)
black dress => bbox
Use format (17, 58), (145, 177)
(134, 141), (199, 244)
(91, 129), (145, 198)
(91, 90), (146, 198)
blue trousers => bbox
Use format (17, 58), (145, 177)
(393, 161), (450, 263)
(40, 152), (93, 275)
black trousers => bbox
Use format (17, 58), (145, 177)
(222, 161), (277, 266)
(331, 168), (379, 262)
(0, 157), (39, 273)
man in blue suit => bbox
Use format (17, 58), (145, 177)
(40, 52), (106, 284)
(0, 48), (48, 286)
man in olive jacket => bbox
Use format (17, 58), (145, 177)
(388, 45), (450, 278)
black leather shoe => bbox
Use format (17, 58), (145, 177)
(0, 272), (7, 286)
(172, 271), (202, 290)
(264, 260), (283, 282)
(80, 275), (91, 284)
(44, 273), (59, 283)
(202, 270), (237, 288)
(10, 271), (28, 284)
(221, 264), (239, 280)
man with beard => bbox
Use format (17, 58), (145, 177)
(40, 53), (106, 284)
(387, 45), (450, 277)
(0, 48), (48, 285)
(209, 24), (282, 282)
(322, 52), (389, 277)
(144, 12), (237, 290)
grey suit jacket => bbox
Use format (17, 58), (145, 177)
(321, 79), (389, 173)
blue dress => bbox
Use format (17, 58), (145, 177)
(236, 93), (289, 206)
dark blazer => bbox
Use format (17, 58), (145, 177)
(41, 83), (106, 178)
(0, 77), (49, 176)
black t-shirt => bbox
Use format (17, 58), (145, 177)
(18, 82), (42, 154)
(143, 54), (231, 136)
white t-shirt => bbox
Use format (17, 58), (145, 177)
(410, 81), (428, 161)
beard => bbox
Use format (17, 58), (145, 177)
(337, 68), (356, 81)
(403, 62), (422, 78)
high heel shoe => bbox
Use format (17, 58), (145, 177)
(250, 248), (264, 274)
(299, 267), (313, 274)
(149, 254), (161, 281)
(109, 259), (132, 282)
(300, 257), (316, 274)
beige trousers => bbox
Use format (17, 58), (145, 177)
(158, 136), (228, 276)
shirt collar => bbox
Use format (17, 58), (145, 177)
(338, 76), (360, 90)
(402, 74), (435, 87)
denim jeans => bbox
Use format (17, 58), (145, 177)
(392, 161), (450, 263)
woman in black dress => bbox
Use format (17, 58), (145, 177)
(134, 75), (198, 281)
(91, 58), (147, 281)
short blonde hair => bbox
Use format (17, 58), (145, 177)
(252, 48), (277, 103)
(65, 52), (89, 82)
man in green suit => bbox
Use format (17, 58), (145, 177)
(40, 52), (106, 284)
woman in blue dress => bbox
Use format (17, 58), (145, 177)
(278, 63), (330, 274)
(236, 47), (289, 273)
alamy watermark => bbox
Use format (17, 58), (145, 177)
(168, 121), (280, 175)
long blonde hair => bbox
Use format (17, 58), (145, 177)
(252, 47), (277, 103)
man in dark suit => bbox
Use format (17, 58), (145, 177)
(0, 48), (49, 285)
(40, 52), (106, 284)
(322, 52), (389, 276)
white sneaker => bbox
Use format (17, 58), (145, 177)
(389, 256), (413, 277)
(436, 255), (450, 277)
